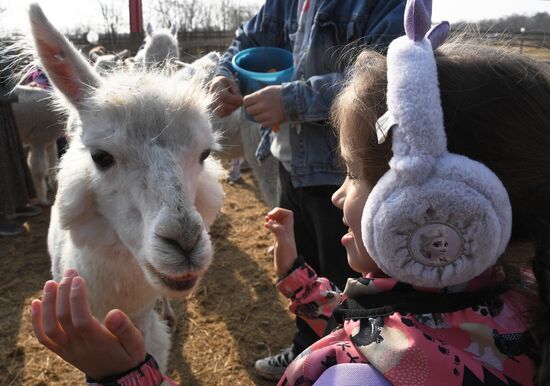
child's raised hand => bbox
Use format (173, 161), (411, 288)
(30, 270), (146, 380)
(265, 207), (298, 278)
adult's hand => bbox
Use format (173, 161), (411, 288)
(243, 85), (287, 129)
(209, 75), (243, 118)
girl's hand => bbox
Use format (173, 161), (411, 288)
(243, 85), (287, 128)
(209, 75), (243, 118)
(30, 270), (146, 380)
(265, 207), (298, 278)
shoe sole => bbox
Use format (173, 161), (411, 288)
(0, 230), (25, 236)
(7, 212), (42, 220)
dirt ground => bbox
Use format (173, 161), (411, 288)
(0, 170), (295, 386)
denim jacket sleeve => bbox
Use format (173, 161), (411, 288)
(281, 0), (405, 123)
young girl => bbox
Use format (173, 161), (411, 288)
(30, 5), (550, 386)
(265, 20), (550, 386)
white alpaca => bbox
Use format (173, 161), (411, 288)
(28, 4), (224, 372)
(132, 22), (179, 70)
(12, 84), (66, 206)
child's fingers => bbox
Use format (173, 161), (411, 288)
(56, 276), (80, 339)
(63, 268), (78, 278)
(69, 277), (103, 336)
(267, 207), (293, 223)
(40, 281), (68, 346)
(105, 309), (146, 361)
(30, 300), (63, 355)
(265, 220), (285, 235)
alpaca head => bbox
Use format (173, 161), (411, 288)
(143, 22), (179, 69)
(29, 3), (224, 296)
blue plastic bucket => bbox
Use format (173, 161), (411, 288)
(231, 47), (294, 96)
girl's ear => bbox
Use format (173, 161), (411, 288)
(194, 158), (225, 229)
(29, 4), (100, 110)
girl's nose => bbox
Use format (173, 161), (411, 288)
(332, 185), (345, 209)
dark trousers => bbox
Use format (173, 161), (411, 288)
(278, 164), (357, 355)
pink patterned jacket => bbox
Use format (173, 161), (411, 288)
(276, 257), (538, 386)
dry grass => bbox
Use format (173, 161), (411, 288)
(0, 170), (294, 386)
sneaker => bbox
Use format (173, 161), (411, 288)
(7, 205), (42, 220)
(255, 345), (296, 381)
(0, 221), (25, 236)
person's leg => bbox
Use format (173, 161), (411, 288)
(0, 213), (25, 236)
(227, 158), (242, 183)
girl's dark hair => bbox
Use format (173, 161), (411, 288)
(331, 42), (550, 385)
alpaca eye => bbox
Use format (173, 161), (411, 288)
(91, 150), (115, 170)
(199, 149), (210, 163)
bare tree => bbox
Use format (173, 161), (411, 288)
(218, 0), (233, 32)
(151, 0), (173, 30)
(97, 0), (125, 49)
(196, 3), (216, 31)
(150, 0), (261, 32)
(152, 0), (200, 31)
(215, 0), (258, 32)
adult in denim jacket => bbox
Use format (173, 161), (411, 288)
(210, 0), (405, 380)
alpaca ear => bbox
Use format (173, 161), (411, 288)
(195, 158), (225, 229)
(170, 22), (178, 36)
(146, 22), (154, 37)
(29, 4), (100, 110)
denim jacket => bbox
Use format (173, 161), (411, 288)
(215, 0), (406, 187)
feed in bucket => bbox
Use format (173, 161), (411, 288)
(232, 47), (294, 130)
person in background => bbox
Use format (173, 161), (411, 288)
(0, 90), (41, 236)
(209, 1), (406, 379)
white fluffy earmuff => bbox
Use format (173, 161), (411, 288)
(361, 0), (512, 287)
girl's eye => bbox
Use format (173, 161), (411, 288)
(199, 149), (211, 163)
(346, 171), (359, 180)
(91, 150), (115, 170)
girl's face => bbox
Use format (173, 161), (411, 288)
(331, 154), (381, 274)
(429, 237), (448, 259)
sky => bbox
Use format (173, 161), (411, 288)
(1, 0), (550, 35)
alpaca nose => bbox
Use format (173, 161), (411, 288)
(155, 212), (203, 255)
